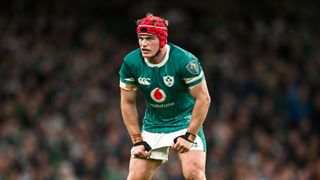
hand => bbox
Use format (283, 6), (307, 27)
(132, 141), (152, 159)
(172, 132), (196, 153)
(172, 137), (194, 153)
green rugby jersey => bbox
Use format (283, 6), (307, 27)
(119, 43), (204, 133)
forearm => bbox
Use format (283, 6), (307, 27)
(121, 102), (142, 143)
(187, 96), (211, 135)
(172, 96), (210, 151)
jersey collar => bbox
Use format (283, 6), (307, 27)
(144, 44), (170, 67)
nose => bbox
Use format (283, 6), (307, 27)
(140, 39), (148, 46)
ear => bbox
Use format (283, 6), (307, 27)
(136, 19), (142, 25)
(164, 20), (169, 26)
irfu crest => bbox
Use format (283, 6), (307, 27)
(163, 76), (174, 87)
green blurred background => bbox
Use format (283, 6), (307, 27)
(1, 0), (320, 179)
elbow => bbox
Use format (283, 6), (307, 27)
(203, 94), (211, 108)
(206, 94), (211, 107)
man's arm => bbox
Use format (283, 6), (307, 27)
(120, 88), (151, 158)
(120, 88), (141, 142)
(172, 78), (211, 153)
(187, 78), (211, 135)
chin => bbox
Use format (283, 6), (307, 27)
(142, 54), (154, 58)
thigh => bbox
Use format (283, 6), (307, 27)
(128, 157), (162, 180)
(178, 150), (207, 180)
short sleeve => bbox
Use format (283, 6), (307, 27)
(119, 62), (137, 91)
(181, 58), (204, 88)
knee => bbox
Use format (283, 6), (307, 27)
(128, 171), (150, 180)
(184, 171), (206, 180)
(128, 166), (156, 180)
(183, 166), (206, 180)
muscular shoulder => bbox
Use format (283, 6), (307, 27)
(169, 44), (199, 66)
(169, 44), (201, 75)
(169, 44), (203, 87)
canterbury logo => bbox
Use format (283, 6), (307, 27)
(193, 142), (198, 147)
(138, 77), (151, 85)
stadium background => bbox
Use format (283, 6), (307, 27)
(1, 0), (320, 179)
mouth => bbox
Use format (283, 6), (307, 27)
(141, 48), (151, 54)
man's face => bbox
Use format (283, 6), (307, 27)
(138, 34), (160, 58)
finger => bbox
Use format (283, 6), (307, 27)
(176, 145), (184, 152)
(180, 145), (188, 152)
(143, 151), (151, 158)
(140, 150), (151, 158)
(134, 153), (143, 159)
(172, 142), (177, 149)
(180, 147), (189, 153)
(178, 148), (187, 153)
(135, 153), (146, 159)
(133, 148), (146, 157)
(173, 143), (180, 150)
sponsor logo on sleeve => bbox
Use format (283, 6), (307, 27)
(186, 60), (200, 74)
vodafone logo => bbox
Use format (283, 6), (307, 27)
(150, 88), (166, 103)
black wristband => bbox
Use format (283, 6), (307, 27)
(133, 141), (152, 151)
(173, 132), (196, 144)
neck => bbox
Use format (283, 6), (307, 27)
(147, 45), (167, 64)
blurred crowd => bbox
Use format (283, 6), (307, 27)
(1, 0), (320, 179)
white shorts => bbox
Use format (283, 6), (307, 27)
(131, 128), (206, 162)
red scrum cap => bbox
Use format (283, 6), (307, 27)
(136, 14), (168, 49)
